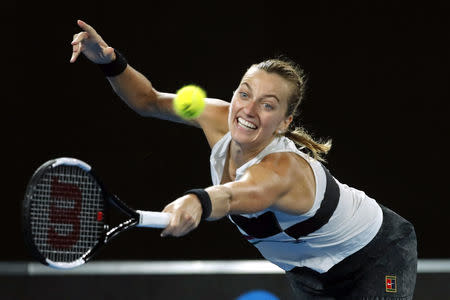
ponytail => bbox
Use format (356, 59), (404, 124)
(285, 127), (332, 162)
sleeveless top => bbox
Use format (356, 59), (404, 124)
(210, 132), (383, 273)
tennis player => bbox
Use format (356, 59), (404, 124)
(71, 20), (417, 299)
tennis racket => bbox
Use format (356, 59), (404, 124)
(22, 157), (171, 269)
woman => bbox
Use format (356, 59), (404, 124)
(71, 20), (417, 299)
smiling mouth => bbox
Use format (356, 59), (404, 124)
(237, 117), (257, 130)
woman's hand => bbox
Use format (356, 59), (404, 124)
(160, 195), (203, 237)
(70, 20), (116, 64)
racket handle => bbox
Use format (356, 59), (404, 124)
(136, 210), (171, 228)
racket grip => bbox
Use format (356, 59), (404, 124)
(136, 210), (171, 228)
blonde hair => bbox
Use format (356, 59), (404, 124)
(253, 58), (332, 162)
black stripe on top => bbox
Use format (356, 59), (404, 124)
(229, 164), (340, 240)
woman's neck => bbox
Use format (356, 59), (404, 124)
(229, 136), (276, 169)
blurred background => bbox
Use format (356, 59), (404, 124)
(2, 0), (449, 298)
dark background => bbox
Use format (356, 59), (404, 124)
(3, 0), (449, 262)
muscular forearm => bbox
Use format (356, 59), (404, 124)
(204, 166), (286, 219)
(106, 65), (195, 125)
(107, 65), (159, 116)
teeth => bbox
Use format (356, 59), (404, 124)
(237, 117), (256, 129)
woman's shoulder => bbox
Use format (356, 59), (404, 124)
(252, 152), (316, 214)
(259, 151), (313, 177)
(197, 98), (230, 148)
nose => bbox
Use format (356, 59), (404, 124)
(243, 100), (257, 116)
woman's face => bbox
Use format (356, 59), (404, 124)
(228, 67), (293, 151)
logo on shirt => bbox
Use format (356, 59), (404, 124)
(385, 275), (397, 293)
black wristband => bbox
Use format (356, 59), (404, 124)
(184, 189), (212, 220)
(98, 49), (128, 77)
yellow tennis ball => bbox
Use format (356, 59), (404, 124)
(173, 85), (206, 119)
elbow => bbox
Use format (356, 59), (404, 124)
(132, 88), (160, 116)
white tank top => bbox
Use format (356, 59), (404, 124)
(210, 132), (383, 273)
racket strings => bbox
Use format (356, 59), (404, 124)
(30, 165), (105, 263)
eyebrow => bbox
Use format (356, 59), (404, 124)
(241, 82), (280, 103)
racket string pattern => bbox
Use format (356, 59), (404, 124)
(24, 157), (171, 269)
(29, 165), (105, 264)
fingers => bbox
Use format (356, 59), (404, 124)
(160, 213), (179, 237)
(76, 19), (97, 35)
(70, 48), (80, 63)
(159, 195), (202, 237)
(71, 31), (88, 45)
(70, 32), (86, 63)
(160, 211), (198, 237)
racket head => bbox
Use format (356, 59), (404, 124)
(22, 158), (108, 269)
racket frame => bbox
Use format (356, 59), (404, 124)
(22, 158), (145, 269)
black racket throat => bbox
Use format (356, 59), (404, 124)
(103, 194), (140, 243)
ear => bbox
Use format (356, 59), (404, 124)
(277, 115), (293, 134)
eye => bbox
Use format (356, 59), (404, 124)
(239, 91), (249, 99)
(263, 103), (274, 110)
